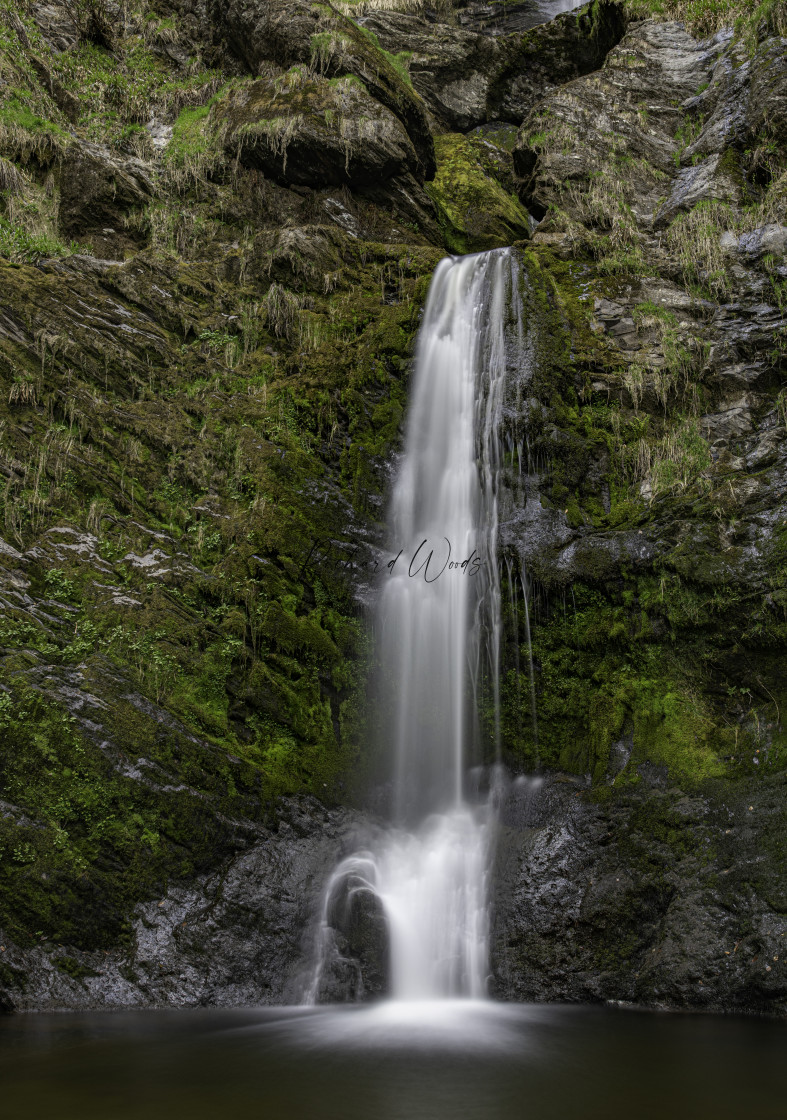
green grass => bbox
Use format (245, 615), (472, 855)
(0, 216), (85, 263)
(0, 96), (68, 136)
(624, 0), (787, 39)
(356, 26), (414, 87)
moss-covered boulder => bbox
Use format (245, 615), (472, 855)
(210, 0), (436, 180)
(426, 133), (531, 253)
(216, 68), (421, 189)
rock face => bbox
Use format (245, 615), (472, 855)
(484, 6), (787, 1013)
(360, 0), (626, 130)
(491, 773), (787, 1015)
(1, 0), (787, 1017)
(501, 14), (787, 611)
(1, 796), (367, 1010)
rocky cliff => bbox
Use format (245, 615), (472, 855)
(0, 0), (785, 1015)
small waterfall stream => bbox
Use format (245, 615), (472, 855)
(309, 249), (523, 1003)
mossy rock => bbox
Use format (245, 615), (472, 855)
(213, 0), (435, 180)
(426, 134), (531, 254)
(216, 69), (420, 189)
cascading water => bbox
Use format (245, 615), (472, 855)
(309, 249), (523, 1003)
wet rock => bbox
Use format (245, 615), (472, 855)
(0, 796), (365, 1009)
(747, 36), (787, 145)
(361, 0), (626, 131)
(506, 9), (787, 606)
(317, 878), (389, 1002)
(3, 0), (787, 1023)
(723, 223), (787, 262)
(58, 142), (153, 254)
(491, 772), (787, 1015)
(514, 20), (726, 220)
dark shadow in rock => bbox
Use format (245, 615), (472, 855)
(317, 877), (390, 1002)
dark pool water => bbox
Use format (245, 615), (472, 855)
(0, 1001), (784, 1120)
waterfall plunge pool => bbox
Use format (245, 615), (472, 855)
(1, 1002), (784, 1120)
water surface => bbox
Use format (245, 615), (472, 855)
(1, 1002), (784, 1120)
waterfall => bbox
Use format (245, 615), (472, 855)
(309, 249), (522, 1003)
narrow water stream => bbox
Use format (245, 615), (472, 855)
(310, 250), (521, 1001)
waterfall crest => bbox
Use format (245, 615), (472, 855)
(309, 249), (522, 1003)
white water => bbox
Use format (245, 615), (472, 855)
(310, 250), (521, 1002)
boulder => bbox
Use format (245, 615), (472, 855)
(210, 0), (436, 180)
(360, 0), (626, 131)
(317, 875), (390, 1001)
(217, 69), (422, 189)
(58, 141), (153, 254)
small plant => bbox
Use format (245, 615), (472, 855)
(0, 693), (15, 727)
(8, 371), (37, 405)
(0, 215), (76, 263)
(12, 841), (37, 864)
(634, 418), (712, 500)
(262, 283), (305, 341)
(44, 568), (77, 601)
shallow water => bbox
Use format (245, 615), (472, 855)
(1, 1002), (784, 1120)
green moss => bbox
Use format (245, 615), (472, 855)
(502, 581), (731, 786)
(54, 955), (99, 981)
(426, 134), (531, 253)
(355, 26), (413, 88)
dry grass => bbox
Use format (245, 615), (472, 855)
(666, 172), (787, 300)
(751, 170), (787, 224)
(262, 284), (305, 342)
(0, 156), (27, 195)
(665, 199), (738, 297)
(624, 0), (787, 38)
(235, 116), (303, 176)
(8, 372), (38, 406)
(333, 0), (454, 15)
(631, 418), (712, 500)
(0, 121), (67, 167)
